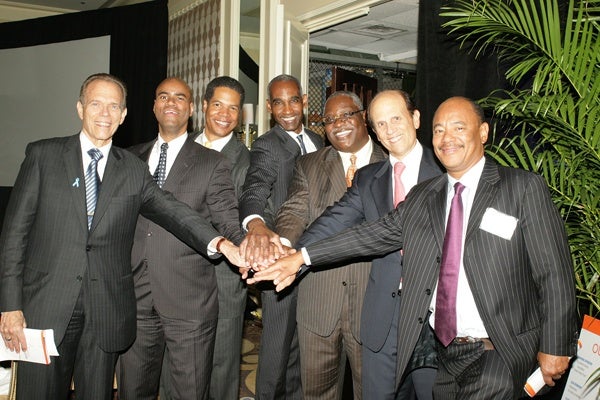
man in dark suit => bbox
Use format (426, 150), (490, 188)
(239, 74), (323, 399)
(250, 96), (578, 400)
(195, 76), (250, 400)
(0, 73), (242, 400)
(117, 77), (244, 400)
(276, 91), (386, 399)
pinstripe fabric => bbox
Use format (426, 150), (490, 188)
(240, 125), (323, 400)
(0, 134), (222, 398)
(240, 125), (324, 229)
(276, 144), (386, 399)
(295, 147), (442, 398)
(118, 135), (243, 399)
(303, 159), (578, 398)
(210, 135), (250, 400)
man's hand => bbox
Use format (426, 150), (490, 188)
(0, 310), (27, 352)
(247, 251), (304, 291)
(240, 218), (284, 268)
(537, 352), (570, 386)
(219, 240), (245, 268)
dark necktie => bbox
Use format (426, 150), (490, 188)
(346, 154), (357, 187)
(393, 162), (406, 207)
(296, 134), (308, 155)
(435, 182), (465, 347)
(153, 142), (169, 188)
(85, 148), (103, 230)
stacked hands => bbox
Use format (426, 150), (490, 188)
(236, 220), (303, 292)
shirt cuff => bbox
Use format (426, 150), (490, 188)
(280, 237), (292, 248)
(300, 247), (312, 266)
(207, 236), (222, 255)
(242, 214), (264, 231)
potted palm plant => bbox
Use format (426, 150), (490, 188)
(439, 0), (599, 317)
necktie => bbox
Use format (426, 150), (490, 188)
(346, 154), (357, 187)
(393, 162), (406, 207)
(435, 182), (465, 347)
(296, 134), (308, 155)
(85, 148), (103, 230)
(153, 142), (168, 188)
(204, 140), (212, 149)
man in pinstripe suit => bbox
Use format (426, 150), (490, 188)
(117, 77), (244, 400)
(276, 91), (386, 399)
(249, 96), (578, 399)
(239, 74), (323, 400)
(0, 74), (243, 400)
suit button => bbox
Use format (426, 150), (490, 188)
(425, 289), (431, 295)
(76, 275), (83, 281)
(392, 292), (396, 298)
(418, 317), (424, 324)
(86, 245), (92, 251)
(436, 256), (441, 263)
(147, 232), (152, 237)
(342, 281), (347, 286)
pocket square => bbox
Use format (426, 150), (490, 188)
(479, 207), (518, 240)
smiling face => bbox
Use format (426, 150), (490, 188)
(77, 79), (127, 147)
(369, 91), (419, 159)
(202, 86), (241, 141)
(267, 80), (307, 134)
(153, 78), (194, 140)
(323, 94), (369, 154)
(432, 97), (489, 179)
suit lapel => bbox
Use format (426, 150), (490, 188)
(63, 135), (88, 232)
(371, 161), (393, 214)
(162, 137), (196, 191)
(323, 148), (347, 199)
(465, 160), (500, 242)
(91, 147), (124, 232)
(427, 175), (449, 252)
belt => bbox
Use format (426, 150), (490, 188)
(452, 336), (495, 350)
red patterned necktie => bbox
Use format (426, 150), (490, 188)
(435, 182), (465, 347)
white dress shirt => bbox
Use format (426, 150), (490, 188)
(429, 156), (489, 338)
(195, 131), (233, 152)
(147, 133), (188, 179)
(80, 132), (112, 181)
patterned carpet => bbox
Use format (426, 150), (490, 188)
(239, 319), (261, 399)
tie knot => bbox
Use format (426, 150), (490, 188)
(160, 142), (169, 153)
(88, 148), (103, 162)
(394, 161), (405, 176)
(454, 182), (465, 195)
(350, 154), (357, 166)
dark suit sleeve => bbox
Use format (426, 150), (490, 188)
(521, 174), (577, 355)
(203, 156), (245, 245)
(0, 142), (40, 311)
(139, 172), (221, 257)
(298, 169), (370, 249)
(305, 205), (404, 267)
(275, 160), (311, 245)
(239, 138), (278, 221)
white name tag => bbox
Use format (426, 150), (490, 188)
(479, 207), (518, 240)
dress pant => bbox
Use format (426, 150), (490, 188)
(298, 297), (362, 400)
(17, 279), (117, 400)
(117, 271), (217, 400)
(434, 340), (512, 399)
(255, 284), (302, 400)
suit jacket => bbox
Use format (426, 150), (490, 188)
(214, 134), (250, 318)
(276, 143), (387, 338)
(0, 134), (221, 353)
(128, 135), (244, 320)
(240, 125), (323, 228)
(297, 147), (441, 351)
(304, 159), (578, 396)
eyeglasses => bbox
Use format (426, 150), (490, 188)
(322, 110), (363, 125)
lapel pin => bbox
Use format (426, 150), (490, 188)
(72, 178), (80, 188)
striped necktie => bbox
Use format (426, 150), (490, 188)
(153, 142), (169, 188)
(85, 148), (103, 230)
